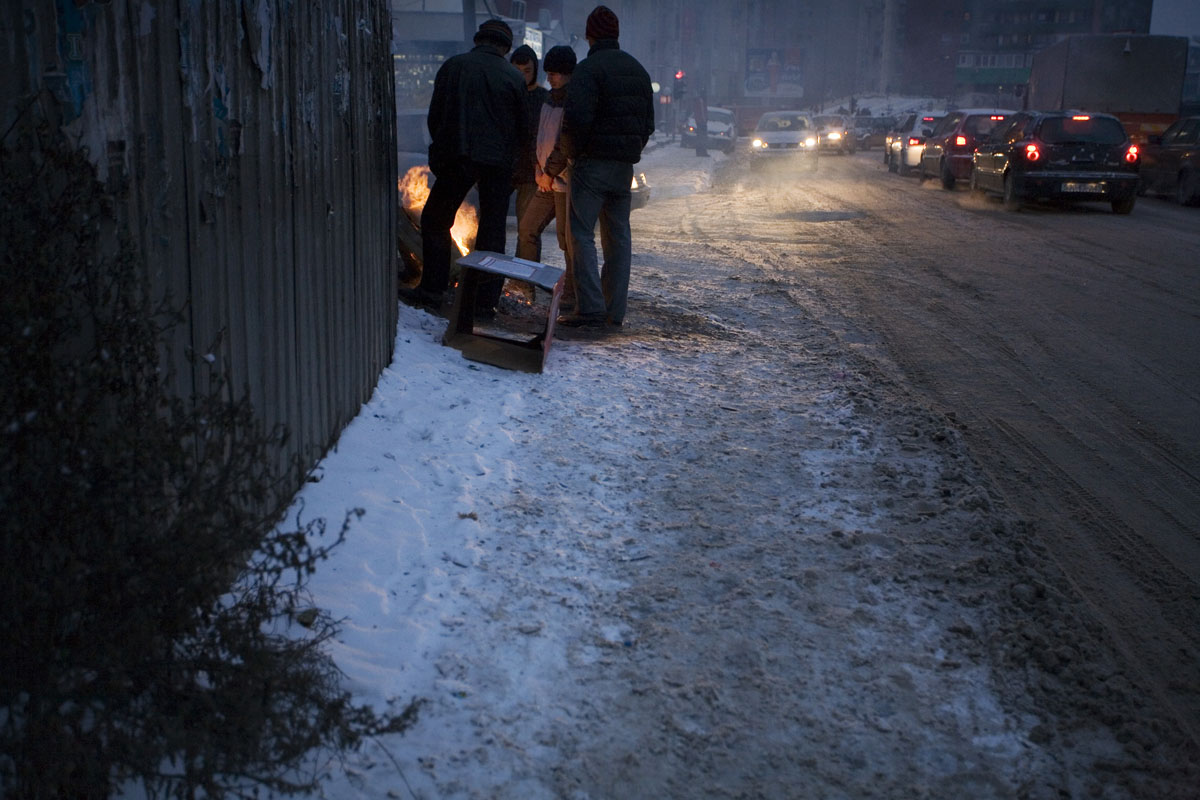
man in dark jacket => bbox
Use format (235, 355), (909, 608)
(510, 45), (550, 261)
(558, 5), (654, 328)
(402, 19), (526, 315)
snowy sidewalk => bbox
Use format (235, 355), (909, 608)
(288, 145), (1173, 799)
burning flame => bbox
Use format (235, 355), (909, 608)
(398, 165), (478, 256)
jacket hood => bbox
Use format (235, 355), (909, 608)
(510, 44), (539, 76)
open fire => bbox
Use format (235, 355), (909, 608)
(398, 165), (478, 256)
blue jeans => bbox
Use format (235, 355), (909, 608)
(569, 158), (633, 324)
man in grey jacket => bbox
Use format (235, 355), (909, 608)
(558, 6), (655, 328)
(401, 19), (526, 316)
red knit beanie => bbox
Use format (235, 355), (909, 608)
(585, 5), (619, 41)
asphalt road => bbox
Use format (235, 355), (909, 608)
(657, 145), (1200, 752)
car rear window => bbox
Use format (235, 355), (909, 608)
(758, 115), (809, 131)
(710, 109), (734, 124)
(964, 114), (1006, 137)
(1038, 116), (1127, 145)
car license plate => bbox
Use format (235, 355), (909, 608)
(1061, 181), (1101, 193)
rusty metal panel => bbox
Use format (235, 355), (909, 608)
(3, 1), (398, 488)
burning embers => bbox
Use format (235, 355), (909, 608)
(398, 165), (478, 257)
(395, 166), (532, 308)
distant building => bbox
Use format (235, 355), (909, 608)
(952, 0), (1152, 105)
(390, 0), (572, 109)
(891, 0), (964, 99)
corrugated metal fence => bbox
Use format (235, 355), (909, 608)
(2, 1), (398, 483)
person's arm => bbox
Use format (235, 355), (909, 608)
(561, 69), (596, 160)
(641, 82), (655, 147)
(544, 127), (569, 180)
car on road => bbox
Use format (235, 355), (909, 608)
(854, 115), (896, 151)
(748, 111), (820, 171)
(813, 114), (856, 154)
(1137, 115), (1200, 205)
(919, 107), (1015, 189)
(886, 111), (945, 175)
(971, 110), (1140, 214)
(630, 171), (651, 209)
(682, 106), (738, 154)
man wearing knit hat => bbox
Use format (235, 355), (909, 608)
(558, 5), (655, 329)
(516, 45), (578, 306)
(510, 45), (550, 262)
(401, 18), (527, 317)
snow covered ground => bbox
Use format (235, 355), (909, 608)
(282, 141), (1189, 799)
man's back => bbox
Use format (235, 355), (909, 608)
(427, 46), (526, 171)
(562, 41), (654, 164)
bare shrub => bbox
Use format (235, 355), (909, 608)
(0, 116), (419, 798)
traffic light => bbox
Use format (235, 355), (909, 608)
(673, 70), (687, 105)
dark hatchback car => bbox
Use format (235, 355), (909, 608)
(919, 107), (1015, 189)
(971, 111), (1140, 214)
(1137, 115), (1200, 205)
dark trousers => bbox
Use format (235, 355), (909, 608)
(517, 189), (574, 301)
(514, 181), (541, 263)
(419, 159), (512, 309)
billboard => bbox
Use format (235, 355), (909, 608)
(745, 48), (804, 98)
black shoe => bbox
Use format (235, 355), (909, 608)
(556, 311), (605, 328)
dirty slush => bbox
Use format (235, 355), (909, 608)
(297, 145), (1199, 800)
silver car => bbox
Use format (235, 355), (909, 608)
(749, 111), (819, 172)
(682, 106), (738, 154)
(886, 110), (946, 176)
(813, 114), (856, 154)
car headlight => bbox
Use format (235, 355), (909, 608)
(827, 131), (841, 141)
(804, 136), (817, 148)
(751, 138), (764, 149)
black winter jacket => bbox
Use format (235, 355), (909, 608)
(427, 44), (527, 175)
(561, 40), (654, 164)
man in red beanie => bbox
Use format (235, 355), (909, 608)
(557, 5), (655, 329)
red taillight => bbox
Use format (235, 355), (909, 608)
(954, 135), (968, 147)
(1072, 115), (1090, 121)
(1125, 144), (1139, 163)
(1025, 143), (1041, 161)
(990, 115), (1005, 121)
(907, 137), (922, 147)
